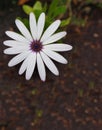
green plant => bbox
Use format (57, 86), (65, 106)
(21, 0), (72, 29)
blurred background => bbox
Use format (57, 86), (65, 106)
(0, 0), (102, 130)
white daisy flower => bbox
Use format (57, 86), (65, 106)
(3, 12), (72, 81)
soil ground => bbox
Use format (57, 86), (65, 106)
(0, 6), (102, 130)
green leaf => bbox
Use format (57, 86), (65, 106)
(43, 3), (48, 12)
(60, 17), (71, 27)
(33, 1), (42, 11)
(44, 18), (52, 29)
(52, 6), (67, 18)
(48, 0), (59, 16)
(22, 5), (33, 15)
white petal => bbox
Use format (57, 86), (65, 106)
(44, 44), (72, 52)
(15, 19), (33, 41)
(41, 20), (61, 42)
(4, 46), (29, 55)
(30, 13), (37, 40)
(37, 53), (46, 81)
(43, 32), (67, 45)
(40, 51), (59, 76)
(26, 53), (36, 80)
(19, 52), (33, 75)
(43, 49), (68, 64)
(3, 40), (29, 47)
(8, 51), (31, 67)
(19, 56), (29, 75)
(37, 13), (45, 40)
(5, 31), (29, 43)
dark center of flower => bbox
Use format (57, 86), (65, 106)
(30, 40), (43, 52)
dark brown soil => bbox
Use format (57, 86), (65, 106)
(0, 7), (102, 130)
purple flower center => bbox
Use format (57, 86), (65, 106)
(30, 40), (43, 52)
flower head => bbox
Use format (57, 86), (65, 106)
(3, 12), (72, 81)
